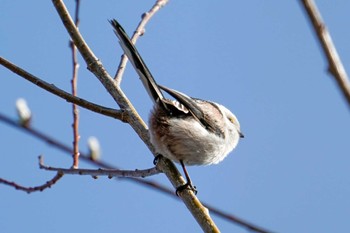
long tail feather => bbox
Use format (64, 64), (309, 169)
(110, 19), (166, 107)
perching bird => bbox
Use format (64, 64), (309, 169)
(110, 19), (243, 194)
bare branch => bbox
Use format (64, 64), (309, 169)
(39, 156), (161, 178)
(0, 57), (128, 122)
(0, 112), (273, 233)
(0, 112), (112, 168)
(114, 0), (169, 85)
(70, 0), (81, 168)
(0, 173), (63, 194)
(301, 0), (350, 108)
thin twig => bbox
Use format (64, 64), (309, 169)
(114, 0), (169, 85)
(0, 57), (128, 122)
(301, 0), (350, 108)
(70, 0), (81, 168)
(0, 173), (63, 194)
(0, 112), (273, 233)
(39, 156), (161, 178)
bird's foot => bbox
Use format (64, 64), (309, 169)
(153, 154), (163, 165)
(176, 182), (197, 196)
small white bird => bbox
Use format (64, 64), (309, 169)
(110, 19), (243, 193)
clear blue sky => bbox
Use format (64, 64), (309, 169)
(1, 1), (350, 232)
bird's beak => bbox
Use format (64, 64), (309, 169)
(239, 131), (244, 138)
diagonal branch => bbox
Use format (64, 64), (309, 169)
(0, 111), (117, 169)
(301, 0), (350, 108)
(0, 57), (128, 122)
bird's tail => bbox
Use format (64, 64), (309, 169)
(110, 19), (166, 107)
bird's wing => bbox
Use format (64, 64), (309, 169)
(159, 85), (224, 137)
(158, 85), (204, 120)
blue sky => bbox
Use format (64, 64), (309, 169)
(1, 1), (350, 232)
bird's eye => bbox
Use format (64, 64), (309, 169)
(227, 116), (236, 124)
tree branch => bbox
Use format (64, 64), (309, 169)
(0, 173), (63, 194)
(301, 0), (350, 108)
(70, 0), (81, 168)
(0, 111), (118, 169)
(0, 57), (128, 122)
(0, 57), (129, 122)
(39, 155), (161, 178)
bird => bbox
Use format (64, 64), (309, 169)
(110, 19), (243, 194)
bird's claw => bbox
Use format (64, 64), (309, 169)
(176, 182), (197, 196)
(153, 154), (163, 165)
